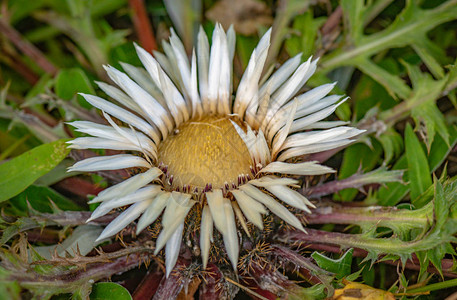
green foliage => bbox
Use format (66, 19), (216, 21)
(90, 283), (132, 300)
(1, 0), (457, 298)
(405, 123), (432, 203)
(0, 139), (70, 202)
(312, 249), (353, 280)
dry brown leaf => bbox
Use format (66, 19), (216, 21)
(206, 0), (273, 35)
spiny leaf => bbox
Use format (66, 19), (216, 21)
(312, 249), (353, 280)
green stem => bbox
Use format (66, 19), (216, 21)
(407, 278), (457, 293)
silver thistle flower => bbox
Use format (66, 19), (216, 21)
(67, 24), (363, 276)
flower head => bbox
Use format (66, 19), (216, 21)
(67, 24), (363, 276)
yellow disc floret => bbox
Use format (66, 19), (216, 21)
(158, 116), (252, 191)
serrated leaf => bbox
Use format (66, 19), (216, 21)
(312, 249), (353, 280)
(90, 282), (132, 300)
(411, 37), (446, 79)
(405, 124), (432, 204)
(0, 139), (70, 202)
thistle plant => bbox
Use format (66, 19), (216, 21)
(1, 1), (457, 299)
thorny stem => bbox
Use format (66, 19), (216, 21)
(199, 264), (223, 300)
(306, 201), (431, 230)
(271, 244), (333, 287)
(305, 168), (404, 198)
(5, 251), (153, 295)
(302, 243), (457, 278)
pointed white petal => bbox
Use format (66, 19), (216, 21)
(249, 176), (298, 187)
(69, 120), (158, 154)
(95, 199), (152, 241)
(207, 24), (222, 113)
(200, 205), (213, 269)
(216, 25), (231, 115)
(197, 26), (210, 111)
(259, 53), (302, 98)
(262, 58), (318, 128)
(222, 198), (239, 269)
(155, 192), (195, 254)
(67, 137), (156, 158)
(277, 139), (354, 161)
(190, 50), (203, 118)
(88, 185), (162, 221)
(255, 129), (271, 166)
(271, 99), (297, 158)
(160, 40), (183, 88)
(230, 121), (258, 162)
(68, 154), (150, 172)
(90, 167), (162, 203)
(78, 94), (161, 144)
(104, 65), (173, 137)
(165, 222), (184, 277)
(95, 81), (142, 113)
(234, 28), (271, 118)
(295, 82), (337, 109)
(120, 62), (163, 100)
(239, 184), (305, 232)
(136, 192), (170, 234)
(295, 95), (343, 119)
(260, 161), (335, 176)
(231, 189), (265, 229)
(264, 185), (313, 213)
(302, 121), (349, 130)
(206, 190), (226, 234)
(290, 100), (346, 134)
(232, 201), (250, 237)
(134, 44), (190, 125)
(281, 126), (364, 151)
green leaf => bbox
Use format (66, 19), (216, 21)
(312, 249), (353, 280)
(428, 125), (457, 171)
(0, 267), (21, 300)
(378, 128), (403, 164)
(0, 139), (70, 202)
(405, 124), (432, 204)
(9, 185), (81, 216)
(284, 11), (326, 59)
(337, 141), (382, 201)
(55, 68), (95, 108)
(89, 283), (132, 300)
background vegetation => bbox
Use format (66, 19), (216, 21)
(1, 0), (457, 299)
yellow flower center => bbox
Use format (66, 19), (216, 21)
(158, 116), (253, 192)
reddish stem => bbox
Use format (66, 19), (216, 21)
(199, 264), (223, 300)
(128, 0), (157, 53)
(133, 264), (164, 300)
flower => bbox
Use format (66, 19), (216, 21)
(67, 24), (363, 276)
